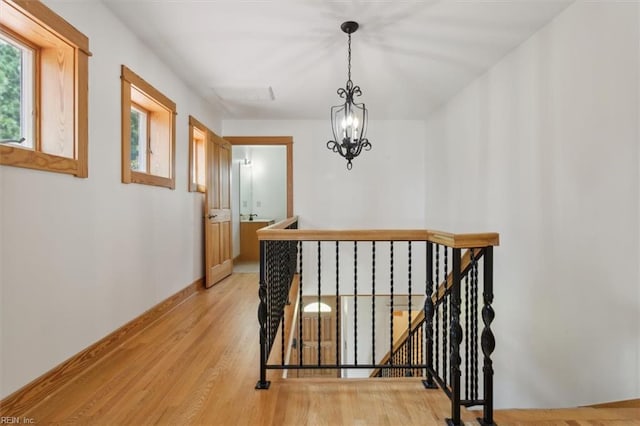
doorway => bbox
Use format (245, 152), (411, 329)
(225, 136), (293, 272)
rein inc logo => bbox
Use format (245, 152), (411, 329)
(0, 418), (35, 424)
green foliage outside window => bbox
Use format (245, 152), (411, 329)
(130, 109), (140, 170)
(0, 39), (21, 141)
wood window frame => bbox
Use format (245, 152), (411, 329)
(0, 0), (90, 177)
(188, 115), (207, 193)
(121, 65), (176, 190)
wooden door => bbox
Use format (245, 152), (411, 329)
(289, 298), (339, 378)
(205, 132), (232, 288)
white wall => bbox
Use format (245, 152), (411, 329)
(424, 2), (639, 409)
(637, 2), (640, 395)
(222, 120), (427, 230)
(231, 160), (241, 259)
(0, 1), (223, 398)
(636, 0), (640, 393)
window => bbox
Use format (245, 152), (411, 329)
(0, 33), (34, 148)
(121, 65), (176, 189)
(188, 115), (207, 193)
(0, 0), (90, 177)
(130, 105), (148, 172)
(303, 302), (332, 313)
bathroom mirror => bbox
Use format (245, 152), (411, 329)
(234, 145), (287, 222)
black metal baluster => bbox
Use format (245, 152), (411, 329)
(280, 241), (285, 366)
(317, 241), (321, 367)
(447, 248), (463, 426)
(335, 241), (340, 373)
(273, 241), (278, 353)
(469, 250), (476, 400)
(417, 330), (422, 377)
(372, 242), (376, 368)
(256, 239), (270, 389)
(424, 242), (436, 388)
(478, 247), (496, 426)
(435, 244), (440, 378)
(354, 241), (358, 366)
(443, 247), (448, 387)
(473, 254), (479, 400)
(267, 241), (273, 352)
(416, 327), (420, 377)
(407, 241), (413, 376)
(275, 241), (279, 362)
(298, 241), (303, 367)
(402, 346), (407, 376)
(465, 272), (470, 401)
(389, 241), (394, 369)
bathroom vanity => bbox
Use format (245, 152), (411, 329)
(239, 219), (275, 262)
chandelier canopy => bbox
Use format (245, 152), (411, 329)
(327, 21), (371, 170)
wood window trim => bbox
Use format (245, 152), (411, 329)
(0, 0), (90, 178)
(121, 65), (176, 190)
(224, 136), (293, 217)
(188, 115), (207, 193)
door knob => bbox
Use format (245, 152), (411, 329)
(208, 214), (217, 219)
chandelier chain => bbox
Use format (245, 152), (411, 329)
(347, 33), (352, 82)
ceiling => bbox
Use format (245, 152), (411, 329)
(102, 0), (573, 120)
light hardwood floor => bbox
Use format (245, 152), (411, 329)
(7, 272), (640, 425)
(15, 273), (464, 425)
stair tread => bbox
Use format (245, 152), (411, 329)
(493, 406), (640, 423)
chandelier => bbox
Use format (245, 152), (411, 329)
(327, 21), (371, 170)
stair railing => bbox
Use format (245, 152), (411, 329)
(255, 217), (499, 426)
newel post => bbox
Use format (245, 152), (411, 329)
(256, 240), (271, 390)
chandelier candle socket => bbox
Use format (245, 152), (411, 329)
(327, 21), (371, 170)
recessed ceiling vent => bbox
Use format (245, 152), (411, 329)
(212, 86), (275, 102)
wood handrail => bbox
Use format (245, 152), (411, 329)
(257, 217), (499, 249)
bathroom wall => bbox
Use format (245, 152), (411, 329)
(231, 145), (287, 259)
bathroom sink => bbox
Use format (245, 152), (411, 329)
(241, 218), (273, 223)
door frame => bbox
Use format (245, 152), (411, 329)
(224, 136), (293, 217)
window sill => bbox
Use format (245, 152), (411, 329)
(126, 171), (175, 189)
(189, 183), (206, 193)
(0, 145), (87, 177)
